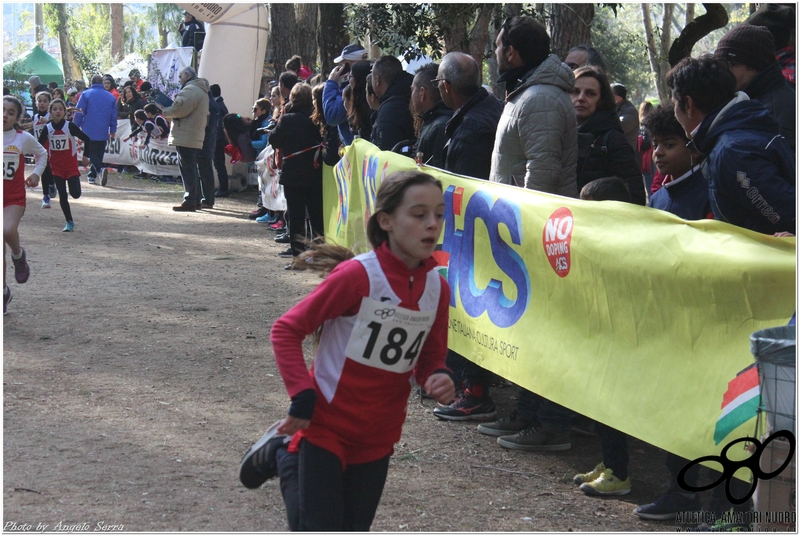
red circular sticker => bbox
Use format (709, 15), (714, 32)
(543, 207), (573, 278)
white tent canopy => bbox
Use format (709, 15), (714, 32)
(107, 53), (149, 84)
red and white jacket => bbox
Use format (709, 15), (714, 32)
(270, 242), (451, 466)
(4, 128), (47, 207)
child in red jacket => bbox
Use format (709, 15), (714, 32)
(239, 170), (455, 531)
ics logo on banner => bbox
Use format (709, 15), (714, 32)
(543, 207), (573, 277)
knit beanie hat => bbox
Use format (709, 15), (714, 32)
(746, 4), (795, 50)
(715, 23), (777, 72)
(28, 75), (41, 88)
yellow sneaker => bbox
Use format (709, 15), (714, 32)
(573, 462), (606, 485)
(579, 468), (631, 496)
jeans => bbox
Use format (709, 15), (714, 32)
(278, 440), (389, 531)
(598, 423), (628, 480)
(283, 182), (324, 256)
(213, 139), (229, 192)
(87, 139), (107, 179)
(176, 146), (201, 205)
(516, 388), (572, 432)
(197, 155), (215, 205)
(445, 350), (492, 397)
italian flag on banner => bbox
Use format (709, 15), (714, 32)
(714, 365), (760, 445)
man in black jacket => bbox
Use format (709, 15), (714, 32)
(409, 63), (452, 167)
(715, 23), (795, 151)
(370, 56), (415, 151)
(437, 51), (503, 180)
(432, 51), (503, 423)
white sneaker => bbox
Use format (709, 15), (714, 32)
(41, 195), (51, 208)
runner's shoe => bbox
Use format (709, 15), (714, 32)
(63, 221), (74, 232)
(239, 420), (290, 489)
(573, 462), (606, 485)
(42, 195), (51, 208)
(433, 390), (497, 421)
(12, 248), (29, 284)
(579, 468), (631, 496)
(101, 168), (109, 186)
(49, 183), (57, 198)
(3, 286), (11, 315)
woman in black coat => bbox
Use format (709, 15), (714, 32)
(118, 85), (148, 129)
(268, 83), (324, 264)
(570, 66), (646, 205)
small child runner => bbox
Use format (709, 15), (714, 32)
(4, 95), (48, 314)
(239, 170), (456, 531)
(37, 99), (92, 232)
(142, 104), (170, 143)
(32, 90), (57, 208)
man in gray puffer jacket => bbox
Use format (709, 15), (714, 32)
(162, 66), (209, 211)
(489, 16), (578, 198)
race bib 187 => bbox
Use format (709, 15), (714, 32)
(50, 134), (69, 151)
(344, 297), (435, 374)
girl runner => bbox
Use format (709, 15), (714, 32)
(32, 91), (56, 208)
(36, 99), (92, 232)
(4, 96), (47, 314)
(239, 170), (455, 531)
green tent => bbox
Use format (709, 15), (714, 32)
(3, 45), (65, 87)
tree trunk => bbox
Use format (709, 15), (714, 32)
(270, 3), (299, 78)
(111, 3), (124, 63)
(34, 4), (44, 47)
(441, 4), (493, 76)
(52, 4), (83, 85)
(685, 3), (695, 25)
(658, 4), (674, 99)
(642, 4), (667, 102)
(318, 4), (346, 77)
(668, 4), (728, 67)
(295, 3), (319, 70)
(548, 3), (594, 61)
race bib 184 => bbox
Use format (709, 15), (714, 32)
(344, 297), (436, 374)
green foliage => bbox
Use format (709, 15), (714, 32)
(43, 3), (111, 76)
(347, 4), (494, 61)
(591, 4), (655, 103)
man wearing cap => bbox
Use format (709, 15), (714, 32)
(73, 74), (118, 186)
(611, 83), (639, 151)
(129, 69), (144, 90)
(715, 23), (795, 151)
(746, 4), (796, 87)
(323, 43), (369, 146)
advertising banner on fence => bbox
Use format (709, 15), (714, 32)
(322, 139), (796, 467)
(76, 120), (180, 176)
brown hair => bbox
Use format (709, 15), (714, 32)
(253, 97), (271, 115)
(288, 83), (312, 112)
(573, 65), (616, 113)
(311, 83), (325, 135)
(291, 171), (443, 275)
(366, 170), (443, 248)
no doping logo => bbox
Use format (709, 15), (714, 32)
(543, 207), (573, 277)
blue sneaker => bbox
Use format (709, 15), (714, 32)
(49, 184), (57, 198)
(88, 177), (97, 185)
(63, 221), (74, 232)
(256, 213), (278, 224)
(41, 195), (51, 208)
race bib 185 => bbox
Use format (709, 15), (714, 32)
(3, 152), (19, 180)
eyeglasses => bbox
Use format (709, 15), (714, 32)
(430, 78), (448, 85)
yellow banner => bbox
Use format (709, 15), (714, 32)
(323, 139), (796, 464)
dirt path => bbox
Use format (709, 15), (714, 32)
(4, 169), (679, 532)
